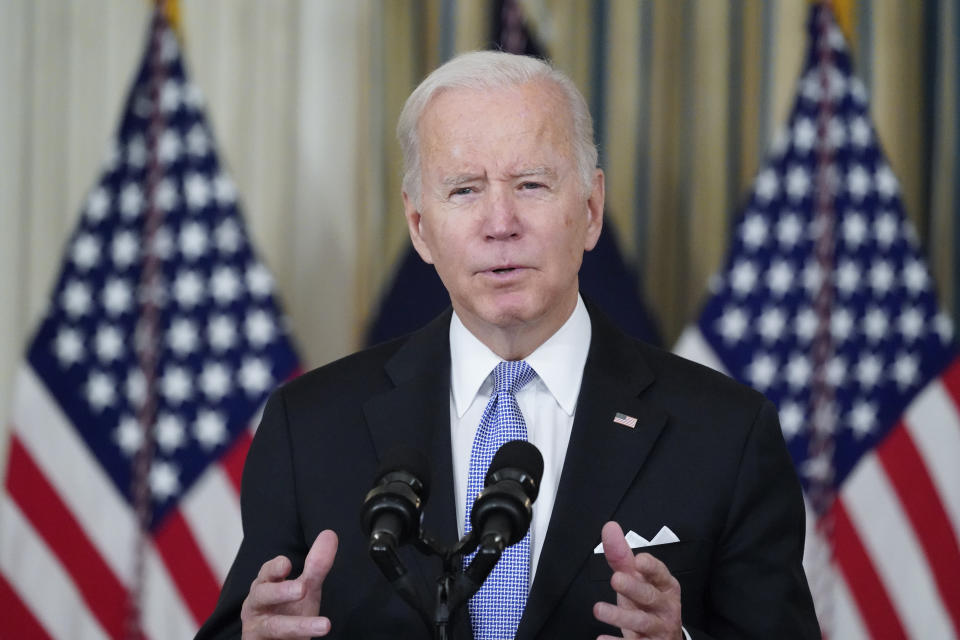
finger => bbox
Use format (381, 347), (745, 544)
(300, 529), (339, 593)
(593, 600), (654, 635)
(255, 555), (293, 584)
(259, 613), (332, 638)
(600, 521), (635, 574)
(245, 577), (309, 610)
(633, 552), (679, 592)
(611, 570), (660, 609)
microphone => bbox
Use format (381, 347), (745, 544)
(360, 446), (431, 551)
(466, 440), (544, 584)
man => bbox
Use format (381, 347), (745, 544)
(197, 51), (819, 639)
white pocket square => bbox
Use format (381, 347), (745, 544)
(593, 526), (680, 553)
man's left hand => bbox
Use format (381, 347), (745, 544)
(593, 521), (683, 640)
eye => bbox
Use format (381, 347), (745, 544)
(520, 181), (545, 190)
(450, 186), (475, 197)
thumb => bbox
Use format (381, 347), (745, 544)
(300, 529), (339, 596)
(601, 521), (635, 574)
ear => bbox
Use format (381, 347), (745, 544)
(403, 190), (435, 264)
(583, 168), (605, 252)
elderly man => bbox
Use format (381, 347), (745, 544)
(197, 51), (819, 640)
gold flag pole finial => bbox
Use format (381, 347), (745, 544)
(812, 0), (856, 45)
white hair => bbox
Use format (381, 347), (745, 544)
(397, 50), (598, 208)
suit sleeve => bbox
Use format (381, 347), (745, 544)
(686, 398), (820, 639)
(194, 389), (308, 639)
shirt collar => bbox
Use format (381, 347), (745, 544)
(449, 295), (592, 418)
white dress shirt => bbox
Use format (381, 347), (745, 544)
(449, 295), (591, 583)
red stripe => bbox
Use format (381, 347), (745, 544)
(220, 429), (251, 494)
(152, 509), (221, 625)
(5, 436), (128, 639)
(829, 499), (908, 640)
(0, 571), (53, 639)
(877, 421), (960, 636)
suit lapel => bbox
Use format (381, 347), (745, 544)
(518, 309), (667, 639)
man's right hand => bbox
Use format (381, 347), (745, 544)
(240, 529), (339, 639)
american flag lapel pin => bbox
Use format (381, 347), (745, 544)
(613, 412), (638, 428)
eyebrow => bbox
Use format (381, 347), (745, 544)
(441, 174), (484, 187)
(512, 167), (557, 179)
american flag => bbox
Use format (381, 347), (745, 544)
(675, 5), (960, 639)
(0, 10), (299, 638)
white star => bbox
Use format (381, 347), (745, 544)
(214, 173), (237, 206)
(786, 165), (810, 201)
(167, 317), (198, 356)
(835, 260), (861, 297)
(826, 355), (847, 387)
(246, 310), (276, 347)
(793, 117), (816, 152)
(54, 327), (85, 367)
(85, 187), (111, 222)
(86, 371), (116, 411)
(849, 116), (871, 147)
(95, 324), (124, 362)
(211, 267), (243, 304)
(758, 307), (786, 343)
(786, 353), (812, 389)
(850, 77), (868, 105)
(200, 361), (232, 401)
(194, 410), (228, 449)
(730, 260), (758, 296)
(779, 402), (805, 439)
(155, 178), (179, 212)
(158, 129), (182, 165)
(869, 260), (895, 295)
(796, 307), (818, 343)
(755, 169), (779, 203)
(240, 357), (273, 395)
(215, 218), (242, 253)
(71, 234), (100, 270)
(802, 452), (834, 484)
(846, 165), (871, 201)
(149, 461), (180, 501)
(740, 213), (768, 249)
(855, 353), (883, 388)
(803, 261), (824, 296)
(208, 314), (238, 351)
(746, 353), (778, 390)
(801, 71), (821, 102)
(874, 211), (898, 248)
(766, 260), (794, 297)
(826, 65), (847, 100)
(827, 24), (846, 50)
(246, 263), (273, 298)
(160, 79), (181, 113)
(863, 306), (889, 343)
(126, 135), (147, 168)
(186, 124), (210, 157)
(173, 269), (205, 308)
(62, 280), (92, 317)
(716, 306), (748, 344)
(114, 416), (144, 456)
(831, 307), (854, 343)
(119, 182), (143, 220)
(155, 413), (186, 452)
(126, 369), (146, 408)
(842, 211), (868, 248)
(892, 352), (919, 389)
(898, 307), (925, 342)
(876, 164), (899, 199)
(179, 222), (209, 260)
(849, 401), (877, 438)
(103, 278), (133, 315)
(150, 226), (174, 260)
(776, 213), (803, 248)
(902, 259), (929, 295)
(934, 313), (954, 343)
(827, 117), (846, 149)
(184, 173), (211, 211)
(160, 365), (192, 404)
(160, 29), (179, 62)
(112, 231), (139, 267)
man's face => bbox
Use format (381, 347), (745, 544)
(404, 80), (604, 345)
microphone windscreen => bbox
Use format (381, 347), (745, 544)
(488, 440), (544, 485)
(375, 446), (431, 502)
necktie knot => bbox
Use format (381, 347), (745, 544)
(493, 360), (536, 397)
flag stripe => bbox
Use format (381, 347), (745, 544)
(877, 423), (960, 635)
(220, 428), (252, 494)
(5, 436), (128, 638)
(153, 509), (222, 626)
(830, 570), (869, 640)
(181, 465), (242, 582)
(844, 455), (954, 638)
(0, 496), (109, 640)
(831, 499), (908, 639)
(0, 572), (54, 640)
(140, 544), (200, 640)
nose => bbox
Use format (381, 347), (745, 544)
(482, 185), (521, 241)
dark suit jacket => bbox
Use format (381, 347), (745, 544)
(197, 305), (819, 639)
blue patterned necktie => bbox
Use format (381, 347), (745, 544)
(464, 360), (537, 640)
